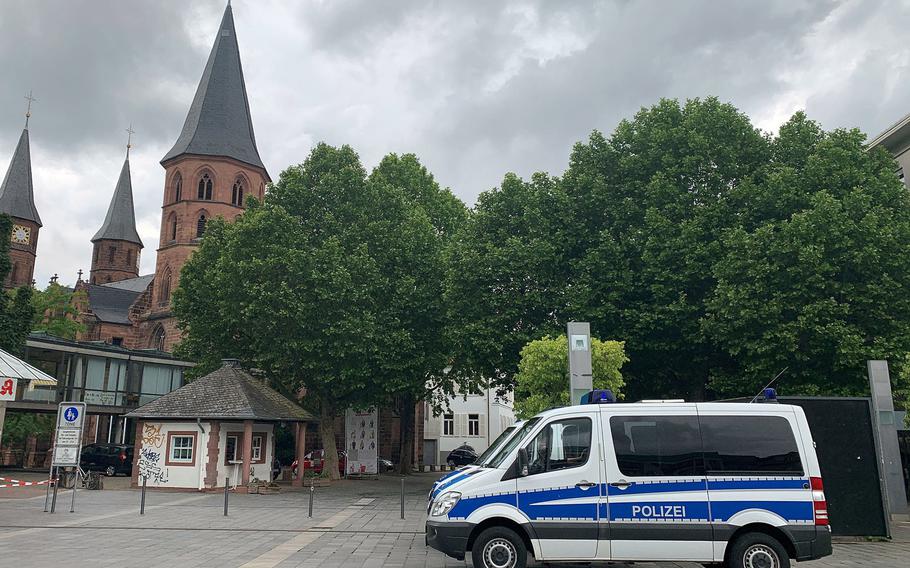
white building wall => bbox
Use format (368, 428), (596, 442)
(136, 420), (204, 489)
(424, 386), (516, 465)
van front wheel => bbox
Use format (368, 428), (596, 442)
(471, 526), (527, 568)
(728, 532), (790, 568)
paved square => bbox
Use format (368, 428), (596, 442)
(0, 472), (906, 567)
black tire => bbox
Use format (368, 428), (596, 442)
(104, 465), (116, 477)
(471, 526), (527, 568)
(727, 531), (790, 568)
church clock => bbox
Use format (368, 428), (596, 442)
(11, 225), (30, 245)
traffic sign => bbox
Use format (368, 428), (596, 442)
(52, 402), (85, 466)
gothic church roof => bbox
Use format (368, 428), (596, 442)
(0, 128), (41, 226)
(84, 283), (142, 324)
(92, 157), (143, 245)
(161, 3), (269, 179)
(126, 360), (314, 422)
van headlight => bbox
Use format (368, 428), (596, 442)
(431, 491), (461, 517)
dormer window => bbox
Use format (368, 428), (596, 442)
(197, 173), (213, 200)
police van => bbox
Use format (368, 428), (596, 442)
(425, 390), (832, 568)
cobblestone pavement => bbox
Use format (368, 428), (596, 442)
(0, 471), (907, 567)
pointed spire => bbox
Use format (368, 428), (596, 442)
(161, 2), (268, 179)
(92, 154), (143, 246)
(0, 127), (42, 226)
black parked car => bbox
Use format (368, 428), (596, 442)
(80, 444), (134, 476)
(445, 447), (478, 467)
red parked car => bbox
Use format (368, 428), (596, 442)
(291, 449), (346, 476)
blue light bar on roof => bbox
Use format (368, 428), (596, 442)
(581, 389), (615, 404)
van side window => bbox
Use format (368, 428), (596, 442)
(525, 418), (592, 475)
(610, 415), (704, 477)
(700, 415), (803, 475)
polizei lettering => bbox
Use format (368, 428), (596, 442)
(631, 505), (687, 518)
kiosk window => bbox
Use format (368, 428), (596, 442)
(525, 417), (592, 475)
(610, 415), (704, 477)
(700, 415), (803, 475)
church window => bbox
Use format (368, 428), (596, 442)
(196, 214), (207, 238)
(10, 263), (18, 283)
(168, 213), (178, 242)
(151, 326), (166, 351)
(93, 246), (99, 262)
(259, 183), (264, 198)
(174, 173), (183, 202)
(108, 246), (116, 264)
(158, 270), (172, 307)
(197, 173), (213, 200)
(232, 179), (245, 206)
(126, 249), (133, 267)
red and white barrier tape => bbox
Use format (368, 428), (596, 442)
(0, 476), (52, 488)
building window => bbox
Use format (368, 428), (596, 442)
(108, 246), (116, 263)
(93, 246), (99, 262)
(111, 337), (123, 347)
(126, 249), (132, 267)
(196, 214), (207, 238)
(468, 414), (479, 437)
(151, 326), (166, 351)
(158, 270), (171, 307)
(174, 172), (183, 202)
(231, 179), (245, 206)
(225, 434), (264, 463)
(898, 167), (905, 185)
(168, 213), (178, 242)
(197, 172), (213, 200)
(167, 433), (196, 465)
(443, 413), (454, 436)
(10, 263), (18, 282)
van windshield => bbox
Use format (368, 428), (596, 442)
(476, 425), (518, 467)
(488, 417), (540, 468)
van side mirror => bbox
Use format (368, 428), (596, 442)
(517, 447), (529, 477)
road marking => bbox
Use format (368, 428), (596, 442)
(238, 505), (360, 567)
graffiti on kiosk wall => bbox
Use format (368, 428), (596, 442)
(141, 423), (164, 448)
(138, 447), (169, 484)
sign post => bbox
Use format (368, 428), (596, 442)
(567, 322), (593, 406)
(49, 402), (86, 513)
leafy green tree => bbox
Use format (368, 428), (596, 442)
(445, 172), (573, 391)
(513, 335), (627, 419)
(368, 153), (468, 473)
(704, 117), (910, 396)
(175, 144), (443, 479)
(0, 413), (54, 464)
(31, 283), (85, 340)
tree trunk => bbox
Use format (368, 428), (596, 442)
(397, 393), (415, 475)
(319, 399), (341, 480)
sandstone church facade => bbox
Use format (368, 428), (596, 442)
(68, 3), (270, 352)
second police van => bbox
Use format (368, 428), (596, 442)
(426, 390), (833, 568)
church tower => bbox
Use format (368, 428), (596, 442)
(90, 142), (143, 285)
(0, 102), (42, 289)
(149, 2), (269, 349)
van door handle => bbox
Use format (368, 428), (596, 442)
(575, 481), (596, 489)
(609, 480), (631, 489)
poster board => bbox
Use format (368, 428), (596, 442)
(344, 407), (378, 475)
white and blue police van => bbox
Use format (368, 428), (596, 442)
(426, 389), (832, 568)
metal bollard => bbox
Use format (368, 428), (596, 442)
(140, 476), (147, 515)
(400, 477), (405, 520)
(50, 468), (60, 514)
(308, 482), (314, 518)
(44, 466), (54, 512)
(223, 477), (229, 516)
(69, 468), (79, 513)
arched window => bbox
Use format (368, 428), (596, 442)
(108, 246), (116, 264)
(158, 270), (171, 307)
(197, 172), (213, 200)
(167, 213), (178, 242)
(126, 249), (133, 267)
(231, 178), (245, 206)
(174, 173), (183, 202)
(93, 245), (99, 262)
(196, 214), (207, 238)
(151, 325), (166, 351)
(259, 183), (264, 198)
(11, 263), (18, 282)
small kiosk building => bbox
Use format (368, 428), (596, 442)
(125, 359), (313, 491)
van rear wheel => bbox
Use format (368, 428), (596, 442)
(471, 526), (527, 568)
(728, 532), (790, 568)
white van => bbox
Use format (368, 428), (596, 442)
(426, 393), (832, 568)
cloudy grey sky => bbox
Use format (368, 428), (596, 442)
(0, 0), (908, 287)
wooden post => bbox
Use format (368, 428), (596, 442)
(240, 420), (253, 489)
(293, 422), (306, 488)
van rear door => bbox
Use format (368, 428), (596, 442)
(600, 405), (713, 562)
